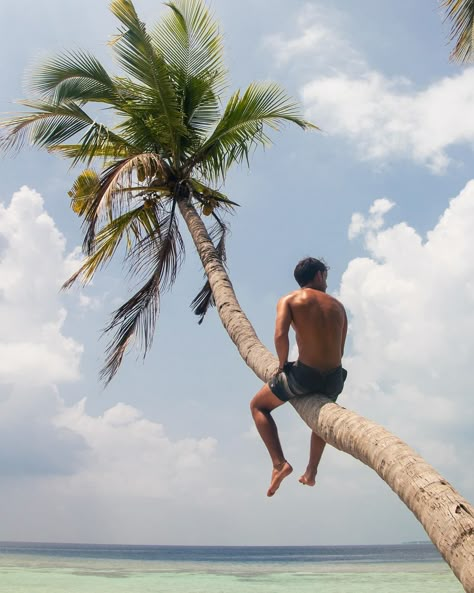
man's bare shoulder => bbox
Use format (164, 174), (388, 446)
(279, 289), (346, 308)
(284, 289), (345, 311)
(278, 290), (302, 305)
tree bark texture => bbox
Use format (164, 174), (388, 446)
(178, 198), (474, 593)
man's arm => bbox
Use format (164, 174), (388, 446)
(341, 308), (348, 357)
(274, 297), (292, 371)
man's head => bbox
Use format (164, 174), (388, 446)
(294, 257), (328, 291)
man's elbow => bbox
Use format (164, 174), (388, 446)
(274, 330), (288, 342)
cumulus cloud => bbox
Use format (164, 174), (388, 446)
(55, 400), (218, 499)
(339, 179), (474, 491)
(263, 4), (366, 73)
(266, 4), (474, 172)
(0, 186), (82, 385)
(0, 186), (88, 476)
(348, 198), (395, 239)
(303, 69), (474, 172)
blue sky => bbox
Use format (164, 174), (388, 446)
(0, 0), (473, 545)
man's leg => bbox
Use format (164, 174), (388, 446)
(250, 384), (293, 497)
(299, 431), (326, 487)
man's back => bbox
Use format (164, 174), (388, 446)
(286, 288), (347, 371)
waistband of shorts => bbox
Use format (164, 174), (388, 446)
(295, 360), (342, 376)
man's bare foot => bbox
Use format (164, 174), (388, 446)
(299, 469), (317, 487)
(267, 461), (293, 497)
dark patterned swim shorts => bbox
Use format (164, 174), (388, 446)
(269, 360), (347, 402)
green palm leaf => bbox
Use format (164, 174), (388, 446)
(49, 142), (131, 160)
(109, 0), (185, 155)
(154, 0), (225, 84)
(68, 122), (133, 167)
(0, 99), (94, 151)
(153, 0), (225, 152)
(29, 50), (119, 104)
(188, 177), (239, 211)
(442, 0), (474, 62)
(191, 82), (317, 181)
(64, 201), (164, 287)
(68, 169), (101, 216)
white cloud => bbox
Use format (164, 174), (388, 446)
(303, 69), (474, 172)
(78, 293), (103, 311)
(0, 186), (83, 385)
(54, 399), (218, 499)
(0, 186), (89, 476)
(339, 180), (474, 492)
(348, 198), (395, 239)
(266, 5), (474, 172)
(263, 4), (366, 73)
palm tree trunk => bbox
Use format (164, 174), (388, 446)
(178, 198), (474, 593)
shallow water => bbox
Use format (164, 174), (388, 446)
(0, 543), (464, 593)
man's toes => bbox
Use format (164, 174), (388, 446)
(299, 474), (315, 486)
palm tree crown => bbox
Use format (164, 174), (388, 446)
(1, 0), (314, 383)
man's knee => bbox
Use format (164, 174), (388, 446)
(250, 394), (269, 417)
(250, 384), (284, 416)
(249, 396), (259, 416)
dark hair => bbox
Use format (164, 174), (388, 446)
(294, 257), (328, 287)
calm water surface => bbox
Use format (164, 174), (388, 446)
(0, 542), (464, 593)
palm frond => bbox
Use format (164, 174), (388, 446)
(81, 152), (169, 253)
(113, 85), (179, 155)
(183, 76), (221, 135)
(125, 205), (184, 283)
(442, 0), (474, 62)
(49, 142), (131, 160)
(190, 211), (227, 323)
(63, 203), (149, 288)
(153, 0), (225, 150)
(29, 50), (119, 103)
(63, 198), (170, 291)
(188, 177), (239, 211)
(190, 82), (317, 181)
(153, 0), (225, 85)
(0, 100), (93, 151)
(109, 0), (185, 154)
(67, 121), (133, 167)
(68, 168), (101, 216)
(100, 197), (184, 384)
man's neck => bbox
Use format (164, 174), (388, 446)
(303, 284), (326, 293)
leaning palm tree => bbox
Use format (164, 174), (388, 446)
(1, 1), (473, 590)
(442, 0), (474, 62)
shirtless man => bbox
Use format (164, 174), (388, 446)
(250, 257), (347, 497)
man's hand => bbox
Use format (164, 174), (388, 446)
(277, 362), (293, 374)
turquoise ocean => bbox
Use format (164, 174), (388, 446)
(0, 542), (464, 593)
